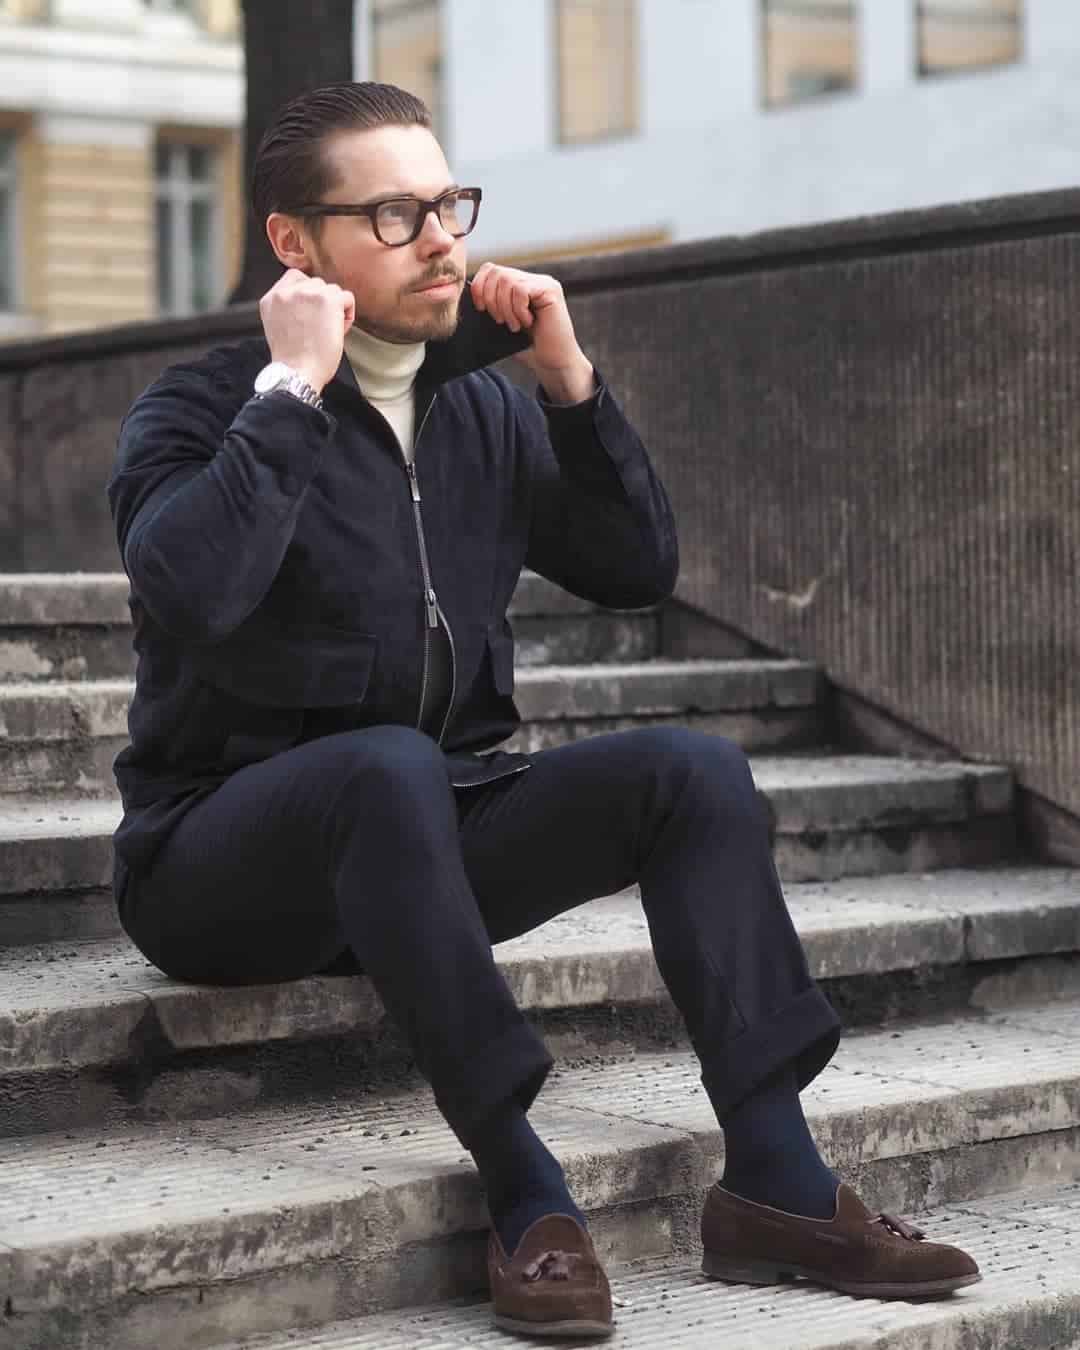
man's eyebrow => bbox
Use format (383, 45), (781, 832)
(363, 181), (461, 205)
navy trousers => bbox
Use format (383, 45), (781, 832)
(119, 726), (841, 1145)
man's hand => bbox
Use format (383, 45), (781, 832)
(259, 269), (356, 394)
(470, 263), (595, 404)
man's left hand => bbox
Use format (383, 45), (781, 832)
(470, 263), (595, 404)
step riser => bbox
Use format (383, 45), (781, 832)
(512, 613), (658, 666)
(0, 813), (1015, 947)
(8, 1118), (1079, 1350)
(505, 708), (824, 755)
(0, 738), (122, 797)
(0, 891), (117, 946)
(0, 614), (662, 683)
(0, 713), (825, 800)
(5, 946), (1078, 1139)
(774, 813), (1016, 882)
(0, 629), (135, 684)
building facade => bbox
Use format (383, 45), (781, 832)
(0, 1), (1076, 339)
(0, 0), (242, 338)
(405, 0), (1075, 265)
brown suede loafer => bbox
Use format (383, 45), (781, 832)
(489, 1214), (614, 1339)
(702, 1182), (981, 1299)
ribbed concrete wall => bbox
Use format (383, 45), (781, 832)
(0, 189), (1076, 840)
(552, 194), (1080, 840)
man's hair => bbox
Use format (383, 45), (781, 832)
(252, 81), (432, 228)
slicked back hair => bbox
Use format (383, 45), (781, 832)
(252, 81), (433, 231)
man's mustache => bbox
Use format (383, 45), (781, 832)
(409, 269), (464, 293)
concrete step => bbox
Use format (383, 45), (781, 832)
(0, 572), (660, 680)
(0, 662), (825, 796)
(509, 571), (659, 665)
(0, 756), (1018, 945)
(2, 866), (1076, 1137)
(216, 1186), (1080, 1350)
(507, 658), (825, 750)
(2, 1001), (1079, 1350)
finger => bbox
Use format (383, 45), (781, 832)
(470, 263), (493, 310)
(494, 273), (519, 331)
(473, 265), (496, 317)
(341, 290), (356, 326)
(510, 282), (534, 329)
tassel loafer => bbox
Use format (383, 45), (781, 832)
(488, 1213), (614, 1339)
(701, 1182), (981, 1299)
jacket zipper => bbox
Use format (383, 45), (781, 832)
(435, 598), (458, 745)
(406, 394), (457, 742)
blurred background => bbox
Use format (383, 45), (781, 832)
(0, 0), (1068, 341)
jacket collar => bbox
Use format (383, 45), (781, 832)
(330, 289), (532, 399)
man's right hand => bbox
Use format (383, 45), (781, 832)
(259, 269), (356, 394)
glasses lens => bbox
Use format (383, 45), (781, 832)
(439, 190), (478, 238)
(375, 198), (421, 245)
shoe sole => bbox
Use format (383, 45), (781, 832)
(494, 1312), (614, 1339)
(702, 1251), (983, 1299)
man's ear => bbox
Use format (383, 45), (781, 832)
(265, 212), (313, 273)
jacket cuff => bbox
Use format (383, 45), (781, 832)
(534, 368), (634, 496)
(231, 390), (337, 493)
(535, 368), (605, 420)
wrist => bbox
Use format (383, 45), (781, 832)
(534, 353), (596, 405)
(254, 360), (328, 415)
(266, 358), (327, 396)
(291, 366), (327, 397)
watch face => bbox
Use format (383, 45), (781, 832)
(254, 361), (292, 395)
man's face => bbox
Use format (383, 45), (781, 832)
(302, 124), (467, 344)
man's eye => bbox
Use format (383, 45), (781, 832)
(380, 201), (414, 225)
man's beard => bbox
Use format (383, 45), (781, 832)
(358, 292), (462, 344)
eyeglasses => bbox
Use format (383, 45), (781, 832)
(295, 186), (482, 247)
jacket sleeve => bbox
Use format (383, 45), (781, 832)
(517, 372), (679, 609)
(107, 362), (335, 644)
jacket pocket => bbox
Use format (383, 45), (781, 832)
(190, 624), (379, 709)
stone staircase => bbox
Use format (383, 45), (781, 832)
(0, 571), (1078, 1350)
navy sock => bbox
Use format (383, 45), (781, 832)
(468, 1100), (586, 1257)
(719, 1064), (839, 1220)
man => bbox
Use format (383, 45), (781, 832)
(108, 82), (980, 1339)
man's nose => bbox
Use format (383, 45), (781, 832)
(416, 208), (455, 255)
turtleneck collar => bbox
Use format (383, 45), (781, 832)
(343, 324), (426, 402)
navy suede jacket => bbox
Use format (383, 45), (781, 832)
(107, 301), (679, 881)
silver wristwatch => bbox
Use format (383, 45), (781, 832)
(253, 361), (326, 412)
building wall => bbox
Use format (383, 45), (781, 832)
(409, 0), (1080, 264)
(29, 129), (155, 334)
(0, 0), (242, 340)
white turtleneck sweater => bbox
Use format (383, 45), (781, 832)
(343, 325), (426, 461)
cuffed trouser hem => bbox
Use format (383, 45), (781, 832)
(436, 1023), (555, 1148)
(700, 985), (842, 1121)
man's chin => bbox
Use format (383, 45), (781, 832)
(361, 296), (461, 344)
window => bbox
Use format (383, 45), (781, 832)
(155, 142), (221, 317)
(762, 1), (858, 108)
(372, 0), (444, 140)
(555, 1), (637, 145)
(918, 1), (1022, 77)
(0, 134), (16, 312)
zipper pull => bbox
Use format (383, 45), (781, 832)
(426, 588), (438, 629)
(407, 463), (421, 502)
